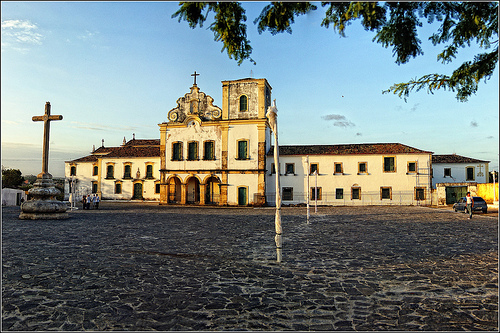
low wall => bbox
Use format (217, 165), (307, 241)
(476, 183), (499, 203)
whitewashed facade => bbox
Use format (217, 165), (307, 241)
(64, 139), (161, 201)
(266, 144), (433, 206)
(65, 76), (438, 207)
(432, 154), (489, 188)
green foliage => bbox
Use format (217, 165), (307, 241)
(173, 1), (498, 101)
(254, 2), (317, 35)
(2, 168), (25, 188)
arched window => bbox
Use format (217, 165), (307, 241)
(239, 95), (248, 112)
(106, 165), (114, 179)
(123, 165), (132, 179)
(70, 166), (76, 176)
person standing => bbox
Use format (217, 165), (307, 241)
(86, 194), (92, 210)
(466, 192), (474, 219)
(92, 194), (97, 209)
(95, 194), (100, 209)
(82, 195), (87, 209)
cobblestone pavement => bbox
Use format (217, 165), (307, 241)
(2, 203), (498, 331)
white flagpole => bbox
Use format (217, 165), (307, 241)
(266, 100), (282, 262)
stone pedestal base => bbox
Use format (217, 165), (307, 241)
(19, 173), (69, 220)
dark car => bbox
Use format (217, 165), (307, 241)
(453, 196), (488, 213)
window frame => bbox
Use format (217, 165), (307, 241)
(285, 163), (295, 175)
(93, 165), (99, 176)
(310, 163), (319, 175)
(358, 162), (367, 174)
(70, 165), (77, 176)
(239, 95), (248, 112)
(407, 161), (417, 174)
(351, 187), (361, 200)
(237, 140), (249, 160)
(444, 168), (452, 177)
(383, 156), (396, 173)
(114, 181), (122, 194)
(123, 164), (132, 179)
(145, 164), (154, 179)
(380, 187), (392, 200)
(466, 166), (475, 181)
(336, 188), (344, 200)
(187, 141), (198, 161)
(310, 187), (322, 201)
(203, 140), (215, 160)
(172, 142), (183, 161)
(334, 162), (343, 175)
(282, 187), (293, 201)
(415, 187), (426, 201)
(105, 164), (114, 179)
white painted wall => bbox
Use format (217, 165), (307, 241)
(432, 162), (489, 188)
(266, 153), (432, 206)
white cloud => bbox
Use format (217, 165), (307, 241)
(1, 19), (44, 49)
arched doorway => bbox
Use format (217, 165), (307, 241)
(186, 177), (200, 204)
(205, 176), (220, 205)
(133, 182), (143, 200)
(168, 176), (182, 203)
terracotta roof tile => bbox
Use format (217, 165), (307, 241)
(432, 154), (489, 164)
(268, 143), (432, 156)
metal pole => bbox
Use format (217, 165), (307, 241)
(315, 170), (318, 214)
(306, 155), (310, 223)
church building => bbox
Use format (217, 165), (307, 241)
(65, 76), (433, 206)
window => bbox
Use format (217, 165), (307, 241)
(285, 163), (295, 175)
(106, 165), (114, 179)
(146, 165), (153, 178)
(415, 187), (425, 201)
(444, 168), (451, 177)
(204, 141), (215, 160)
(115, 182), (122, 194)
(188, 142), (198, 160)
(407, 162), (417, 173)
(93, 165), (98, 176)
(336, 188), (344, 199)
(123, 165), (132, 179)
(239, 95), (248, 112)
(334, 162), (343, 174)
(155, 183), (161, 194)
(92, 182), (98, 193)
(358, 162), (367, 174)
(466, 167), (475, 181)
(384, 157), (395, 172)
(172, 142), (183, 161)
(351, 187), (361, 200)
(237, 140), (248, 160)
(381, 187), (392, 200)
(311, 187), (322, 200)
(70, 166), (76, 176)
(310, 163), (318, 175)
(282, 187), (293, 201)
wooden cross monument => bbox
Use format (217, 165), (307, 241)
(32, 102), (63, 178)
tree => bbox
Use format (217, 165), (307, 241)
(173, 1), (498, 101)
(2, 168), (25, 188)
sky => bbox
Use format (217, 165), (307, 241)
(2, 1), (499, 178)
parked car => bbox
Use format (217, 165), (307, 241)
(453, 196), (488, 213)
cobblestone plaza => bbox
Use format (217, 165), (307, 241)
(2, 203), (498, 330)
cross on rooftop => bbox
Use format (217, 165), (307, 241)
(191, 71), (200, 85)
(32, 102), (63, 178)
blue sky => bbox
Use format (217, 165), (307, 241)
(2, 1), (498, 178)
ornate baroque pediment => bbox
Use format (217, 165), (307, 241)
(167, 85), (222, 123)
